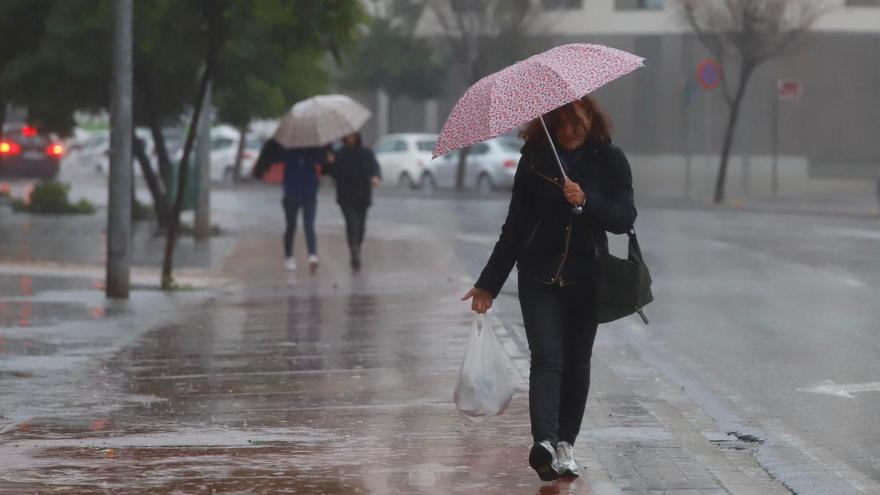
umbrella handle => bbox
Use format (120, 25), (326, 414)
(539, 115), (583, 216)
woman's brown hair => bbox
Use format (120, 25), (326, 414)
(520, 95), (612, 145)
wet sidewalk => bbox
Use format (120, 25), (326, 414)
(0, 207), (790, 494)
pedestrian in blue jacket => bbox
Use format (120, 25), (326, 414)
(254, 139), (326, 271)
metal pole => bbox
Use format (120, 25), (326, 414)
(539, 115), (582, 215)
(194, 80), (212, 239)
(106, 0), (133, 299)
(772, 81), (779, 197)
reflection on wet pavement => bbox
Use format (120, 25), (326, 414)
(0, 229), (587, 493)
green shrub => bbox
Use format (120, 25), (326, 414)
(12, 181), (95, 215)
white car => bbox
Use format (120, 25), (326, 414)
(373, 133), (438, 189)
(173, 126), (261, 182)
(429, 135), (523, 192)
(64, 128), (155, 177)
(64, 131), (110, 175)
(205, 126), (260, 181)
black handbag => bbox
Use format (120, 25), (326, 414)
(594, 230), (653, 324)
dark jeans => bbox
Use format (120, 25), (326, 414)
(518, 271), (598, 446)
(339, 203), (368, 249)
(282, 195), (317, 257)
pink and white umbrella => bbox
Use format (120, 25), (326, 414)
(432, 43), (644, 160)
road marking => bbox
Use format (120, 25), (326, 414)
(798, 379), (880, 398)
(842, 277), (866, 288)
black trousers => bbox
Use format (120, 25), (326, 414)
(339, 203), (368, 249)
(282, 195), (317, 257)
(518, 271), (599, 446)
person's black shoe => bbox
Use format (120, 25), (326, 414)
(529, 441), (560, 482)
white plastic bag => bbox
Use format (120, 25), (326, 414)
(453, 316), (514, 418)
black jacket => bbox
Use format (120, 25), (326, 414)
(324, 145), (381, 207)
(474, 137), (637, 298)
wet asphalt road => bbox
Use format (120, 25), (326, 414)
(1, 176), (879, 493)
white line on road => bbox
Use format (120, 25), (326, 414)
(798, 379), (880, 399)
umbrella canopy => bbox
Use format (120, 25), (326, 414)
(432, 44), (644, 159)
(273, 94), (371, 148)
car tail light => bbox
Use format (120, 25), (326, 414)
(45, 143), (64, 157)
(21, 125), (37, 138)
(503, 159), (516, 169)
(0, 140), (21, 156)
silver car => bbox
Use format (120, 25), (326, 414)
(433, 136), (523, 193)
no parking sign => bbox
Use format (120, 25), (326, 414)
(697, 59), (721, 90)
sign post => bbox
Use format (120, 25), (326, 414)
(773, 79), (802, 196)
(696, 59), (720, 198)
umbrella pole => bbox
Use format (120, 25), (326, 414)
(539, 115), (583, 215)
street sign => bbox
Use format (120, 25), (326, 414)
(777, 79), (802, 100)
(697, 59), (720, 90)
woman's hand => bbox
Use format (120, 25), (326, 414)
(371, 176), (381, 187)
(462, 287), (493, 314)
(563, 178), (586, 206)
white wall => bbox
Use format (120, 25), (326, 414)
(529, 0), (880, 36)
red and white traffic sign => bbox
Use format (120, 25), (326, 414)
(777, 79), (802, 100)
(697, 59), (720, 91)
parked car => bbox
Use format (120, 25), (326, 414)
(434, 135), (523, 193)
(208, 126), (260, 181)
(64, 131), (109, 175)
(0, 124), (64, 179)
(64, 128), (155, 177)
(171, 126), (261, 182)
(373, 133), (438, 189)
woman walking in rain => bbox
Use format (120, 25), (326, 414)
(322, 132), (381, 269)
(462, 96), (637, 481)
(253, 139), (325, 272)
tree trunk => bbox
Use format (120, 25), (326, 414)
(160, 2), (227, 289)
(232, 125), (247, 183)
(713, 69), (752, 204)
(137, 71), (174, 192)
(133, 134), (169, 228)
(161, 64), (215, 289)
(454, 146), (470, 191)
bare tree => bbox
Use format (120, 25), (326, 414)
(678, 0), (825, 203)
(427, 0), (535, 190)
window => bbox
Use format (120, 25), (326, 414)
(210, 137), (235, 151)
(541, 0), (582, 9)
(416, 140), (436, 152)
(497, 138), (523, 153)
(471, 143), (490, 155)
(615, 0), (665, 10)
(375, 138), (404, 153)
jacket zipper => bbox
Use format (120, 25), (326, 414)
(553, 213), (574, 286)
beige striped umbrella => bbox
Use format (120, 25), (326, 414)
(273, 94), (372, 148)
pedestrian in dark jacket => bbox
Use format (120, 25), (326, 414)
(461, 95), (637, 481)
(253, 138), (325, 272)
(322, 132), (381, 269)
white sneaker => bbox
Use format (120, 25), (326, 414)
(284, 257), (296, 271)
(529, 440), (560, 481)
(308, 254), (319, 266)
(555, 441), (580, 478)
